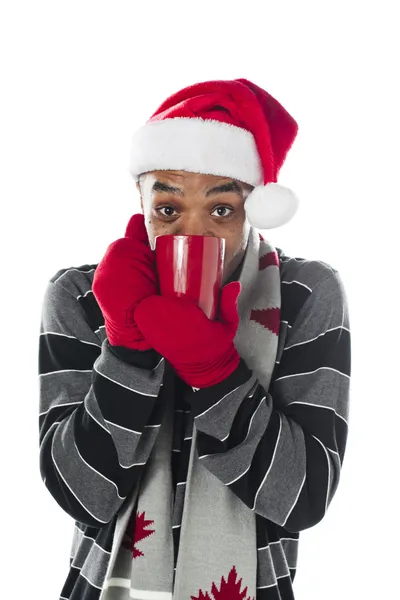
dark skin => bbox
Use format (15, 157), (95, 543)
(137, 170), (253, 282)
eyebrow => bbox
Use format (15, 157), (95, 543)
(151, 180), (243, 198)
(152, 181), (184, 196)
(206, 181), (243, 197)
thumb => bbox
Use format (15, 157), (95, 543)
(218, 281), (241, 326)
(124, 213), (150, 245)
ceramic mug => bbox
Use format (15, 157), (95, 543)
(155, 234), (225, 320)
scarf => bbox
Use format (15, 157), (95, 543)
(100, 227), (281, 600)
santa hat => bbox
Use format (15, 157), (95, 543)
(129, 78), (299, 229)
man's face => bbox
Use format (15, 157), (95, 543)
(137, 170), (253, 282)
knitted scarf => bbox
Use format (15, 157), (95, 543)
(100, 227), (281, 600)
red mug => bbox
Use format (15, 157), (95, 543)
(155, 234), (225, 320)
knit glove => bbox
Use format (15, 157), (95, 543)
(134, 282), (241, 388)
(92, 214), (158, 351)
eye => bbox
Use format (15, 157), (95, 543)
(211, 206), (234, 218)
(155, 206), (177, 218)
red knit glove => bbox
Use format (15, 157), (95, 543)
(92, 214), (158, 351)
(135, 282), (241, 387)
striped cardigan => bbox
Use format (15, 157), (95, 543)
(38, 245), (351, 599)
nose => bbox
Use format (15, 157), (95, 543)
(175, 215), (212, 237)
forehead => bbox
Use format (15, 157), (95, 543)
(143, 170), (235, 189)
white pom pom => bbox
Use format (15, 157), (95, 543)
(245, 183), (299, 229)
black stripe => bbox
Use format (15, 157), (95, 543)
(256, 573), (295, 599)
(172, 435), (191, 491)
(39, 400), (144, 524)
(73, 403), (144, 498)
(39, 404), (80, 444)
(229, 408), (281, 508)
(61, 566), (102, 600)
(284, 434), (330, 532)
(183, 359), (252, 416)
(274, 327), (351, 380)
(92, 368), (158, 431)
(280, 280), (311, 328)
(256, 514), (299, 546)
(172, 525), (181, 569)
(75, 520), (115, 554)
(147, 389), (169, 427)
(226, 392), (263, 449)
(60, 564), (80, 599)
(75, 523), (96, 542)
(77, 288), (105, 333)
(40, 442), (106, 528)
(108, 345), (161, 368)
(195, 390), (265, 457)
(39, 333), (100, 375)
(283, 402), (348, 454)
(277, 573), (295, 599)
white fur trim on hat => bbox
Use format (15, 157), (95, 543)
(129, 117), (263, 187)
(245, 183), (299, 229)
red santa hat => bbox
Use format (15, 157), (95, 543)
(129, 78), (299, 229)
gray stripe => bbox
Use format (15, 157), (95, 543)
(52, 411), (126, 522)
(327, 445), (342, 502)
(273, 370), (350, 423)
(172, 483), (186, 528)
(83, 385), (162, 470)
(39, 370), (91, 415)
(94, 340), (165, 398)
(80, 542), (110, 589)
(71, 527), (110, 589)
(53, 267), (95, 286)
(194, 373), (257, 439)
(274, 538), (298, 569)
(105, 421), (146, 467)
(254, 409), (306, 524)
(40, 280), (102, 345)
(257, 539), (296, 587)
(281, 271), (348, 344)
(270, 540), (296, 576)
(118, 423), (162, 468)
(198, 398), (271, 485)
(256, 544), (280, 588)
(40, 330), (101, 348)
(279, 258), (337, 291)
(69, 525), (81, 558)
(71, 530), (99, 569)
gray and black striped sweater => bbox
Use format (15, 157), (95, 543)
(38, 245), (351, 600)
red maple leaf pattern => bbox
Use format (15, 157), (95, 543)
(122, 510), (155, 559)
(191, 566), (254, 600)
(250, 306), (280, 335)
(258, 250), (279, 270)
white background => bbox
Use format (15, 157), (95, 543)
(1, 1), (399, 598)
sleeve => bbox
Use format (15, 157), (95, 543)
(183, 271), (351, 533)
(108, 345), (162, 369)
(38, 279), (165, 528)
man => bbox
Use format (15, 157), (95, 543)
(38, 78), (351, 600)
